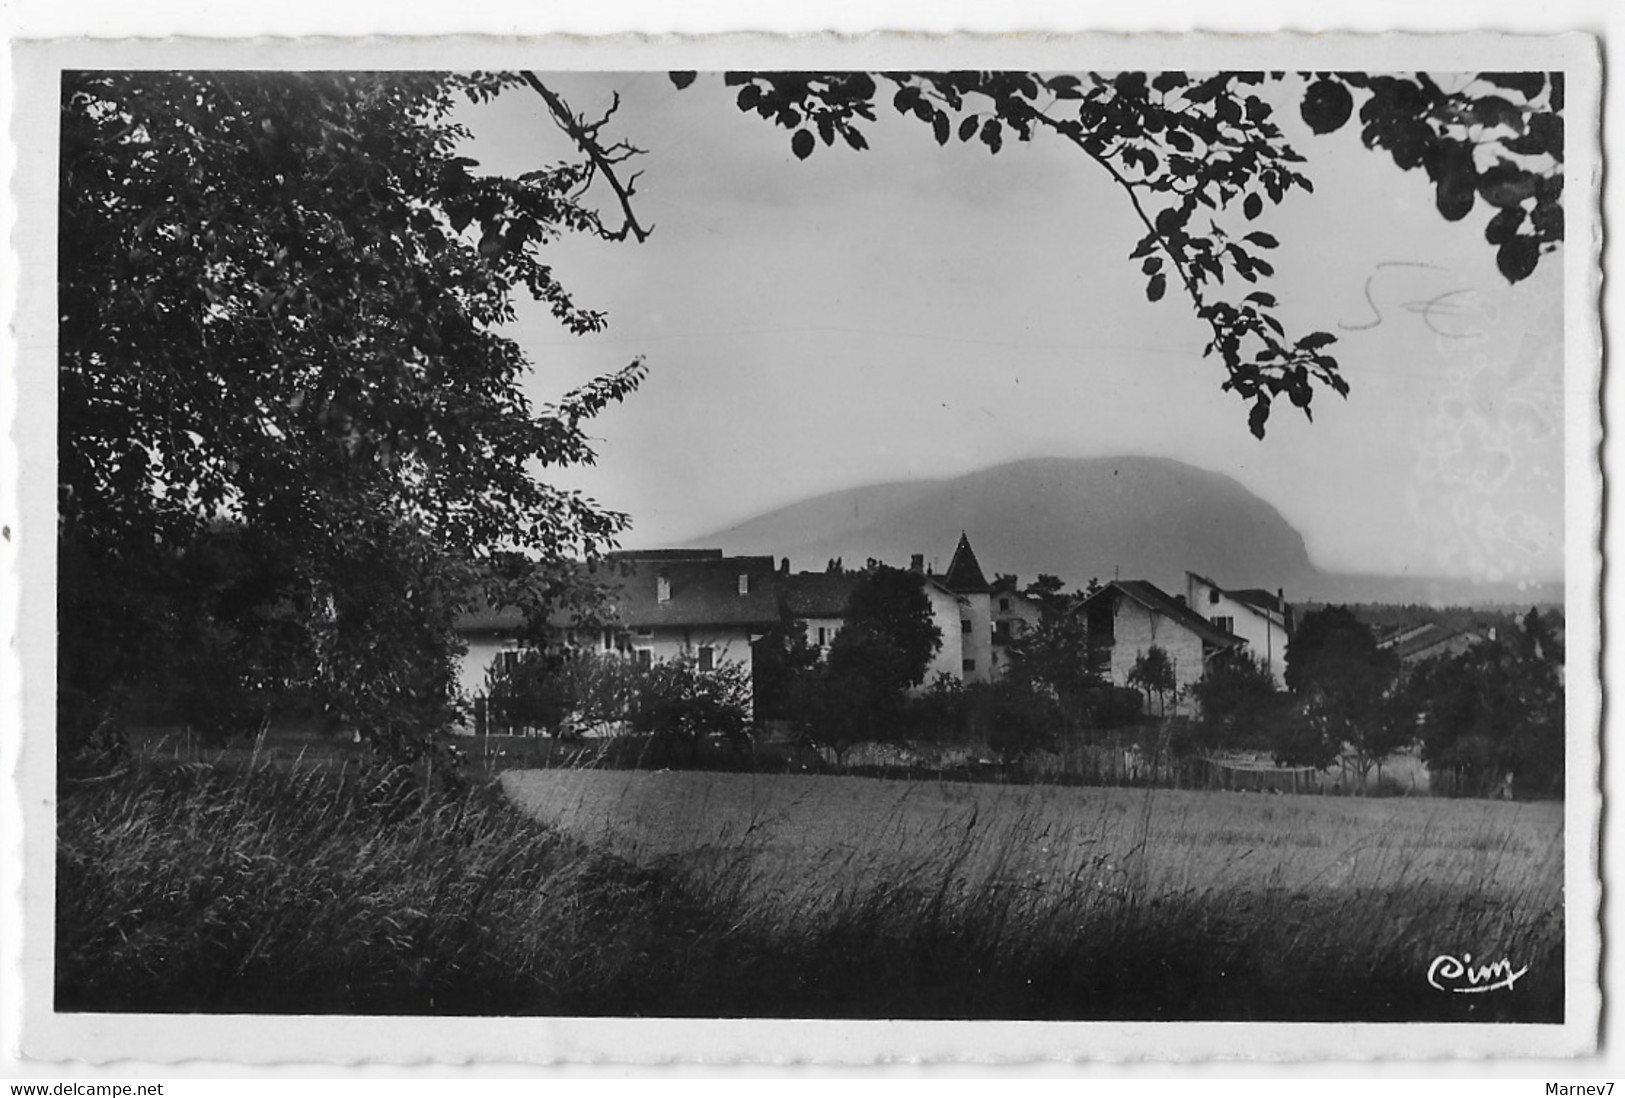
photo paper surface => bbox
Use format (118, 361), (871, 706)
(6, 30), (1601, 1064)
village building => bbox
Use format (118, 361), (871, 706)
(1376, 621), (1492, 664)
(921, 533), (996, 684)
(780, 570), (860, 654)
(989, 573), (1044, 677)
(452, 549), (782, 705)
(1184, 572), (1295, 689)
(456, 531), (1093, 711)
(1081, 579), (1246, 714)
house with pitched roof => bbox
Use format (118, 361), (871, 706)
(1184, 572), (1295, 689)
(1081, 579), (1246, 713)
(781, 570), (862, 654)
(924, 532), (996, 684)
(453, 548), (782, 705)
(457, 532), (1038, 718)
(989, 574), (1044, 677)
(1376, 621), (1491, 664)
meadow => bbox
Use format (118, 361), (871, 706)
(57, 753), (1566, 1021)
(501, 768), (1559, 908)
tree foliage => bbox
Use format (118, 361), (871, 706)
(1004, 576), (1105, 732)
(627, 652), (754, 754)
(749, 620), (824, 721)
(1279, 606), (1408, 788)
(1410, 614), (1564, 798)
(1127, 645), (1177, 716)
(675, 69), (1565, 437)
(1190, 648), (1280, 752)
(58, 72), (646, 761)
(827, 565), (943, 693)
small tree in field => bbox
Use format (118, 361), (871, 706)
(1281, 606), (1407, 791)
(971, 681), (1063, 766)
(628, 652), (753, 759)
(1410, 613), (1564, 798)
(482, 648), (639, 739)
(1006, 578), (1101, 734)
(1191, 648), (1281, 752)
(1127, 646), (1177, 718)
(790, 565), (943, 767)
(830, 566), (942, 693)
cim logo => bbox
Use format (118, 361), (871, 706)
(1426, 952), (1529, 993)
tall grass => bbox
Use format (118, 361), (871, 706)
(57, 758), (1563, 1020)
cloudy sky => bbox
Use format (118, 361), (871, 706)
(463, 72), (1564, 585)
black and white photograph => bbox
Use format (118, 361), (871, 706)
(4, 28), (1602, 1066)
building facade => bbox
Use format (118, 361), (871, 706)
(1082, 579), (1246, 714)
(1184, 572), (1294, 689)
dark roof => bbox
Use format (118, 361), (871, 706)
(1188, 571), (1288, 617)
(1089, 580), (1246, 648)
(1230, 588), (1286, 615)
(782, 572), (863, 618)
(942, 532), (992, 594)
(1390, 624), (1488, 662)
(456, 553), (782, 635)
(456, 597), (526, 634)
(583, 554), (781, 629)
(606, 548), (722, 562)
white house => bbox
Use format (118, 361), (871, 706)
(989, 574), (1044, 678)
(453, 549), (782, 709)
(1081, 579), (1246, 714)
(1185, 572), (1294, 689)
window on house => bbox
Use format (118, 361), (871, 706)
(635, 649), (652, 671)
(1213, 615), (1234, 633)
(1209, 588), (1221, 605)
(634, 627), (654, 638)
(738, 573), (750, 595)
(993, 620), (1011, 642)
(962, 659), (976, 673)
(817, 626), (827, 646)
(698, 646), (714, 672)
(656, 575), (671, 603)
(961, 619), (971, 634)
(603, 630), (613, 652)
(999, 598), (1011, 612)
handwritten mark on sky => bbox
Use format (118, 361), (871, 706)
(1340, 260), (1482, 339)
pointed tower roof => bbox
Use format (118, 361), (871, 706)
(942, 531), (992, 594)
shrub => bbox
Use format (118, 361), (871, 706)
(628, 652), (753, 754)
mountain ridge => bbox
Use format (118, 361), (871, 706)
(683, 456), (1561, 607)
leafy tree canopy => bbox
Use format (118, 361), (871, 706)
(827, 565), (943, 693)
(1410, 616), (1564, 798)
(675, 69), (1565, 437)
(1191, 648), (1279, 748)
(58, 71), (646, 757)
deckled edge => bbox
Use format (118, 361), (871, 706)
(6, 28), (1606, 1069)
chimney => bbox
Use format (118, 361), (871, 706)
(780, 558), (790, 575)
(910, 553), (924, 573)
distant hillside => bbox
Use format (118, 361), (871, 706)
(689, 456), (1562, 607)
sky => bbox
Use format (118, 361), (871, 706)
(462, 72), (1565, 585)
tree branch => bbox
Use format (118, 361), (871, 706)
(519, 72), (653, 244)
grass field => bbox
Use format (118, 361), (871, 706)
(57, 754), (1565, 1020)
(503, 768), (1565, 1019)
(502, 768), (1562, 904)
